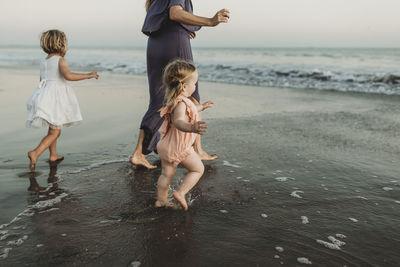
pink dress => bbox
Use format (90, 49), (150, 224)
(157, 96), (199, 164)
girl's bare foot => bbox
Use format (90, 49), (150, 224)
(49, 155), (64, 163)
(155, 200), (176, 208)
(130, 153), (157, 169)
(173, 191), (188, 211)
(28, 151), (37, 172)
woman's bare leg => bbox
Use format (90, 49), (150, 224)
(48, 129), (64, 162)
(173, 152), (204, 211)
(155, 160), (177, 207)
(130, 129), (157, 169)
(28, 128), (61, 171)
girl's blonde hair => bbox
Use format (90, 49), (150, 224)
(145, 0), (153, 11)
(163, 59), (197, 108)
(40, 29), (67, 56)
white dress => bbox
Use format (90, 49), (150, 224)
(26, 56), (82, 129)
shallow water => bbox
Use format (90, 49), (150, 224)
(1, 107), (400, 266)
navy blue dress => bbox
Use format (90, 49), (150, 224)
(140, 0), (201, 155)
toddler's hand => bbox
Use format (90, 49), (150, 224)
(191, 121), (208, 135)
(202, 101), (214, 111)
(90, 72), (99, 79)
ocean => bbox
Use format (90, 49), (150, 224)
(1, 46), (400, 95)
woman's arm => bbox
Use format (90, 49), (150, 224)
(169, 6), (229, 27)
(172, 102), (208, 135)
(59, 57), (99, 81)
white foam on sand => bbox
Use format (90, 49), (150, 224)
(349, 217), (358, 222)
(290, 190), (304, 198)
(316, 239), (341, 250)
(382, 187), (393, 191)
(222, 160), (240, 168)
(261, 213), (268, 218)
(275, 246), (284, 252)
(7, 235), (28, 246)
(328, 236), (346, 246)
(275, 177), (295, 182)
(355, 196), (368, 200)
(0, 248), (12, 259)
(301, 216), (309, 224)
(130, 261), (141, 267)
(29, 193), (68, 210)
(335, 234), (347, 239)
(395, 200), (400, 204)
(297, 257), (312, 265)
(38, 208), (60, 214)
(64, 159), (127, 175)
(219, 210), (228, 214)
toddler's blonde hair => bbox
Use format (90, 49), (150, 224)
(40, 29), (67, 56)
(163, 59), (197, 108)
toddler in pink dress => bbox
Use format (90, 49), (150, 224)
(155, 59), (213, 211)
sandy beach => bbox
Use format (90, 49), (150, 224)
(1, 68), (400, 266)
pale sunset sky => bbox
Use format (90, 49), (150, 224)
(0, 0), (399, 47)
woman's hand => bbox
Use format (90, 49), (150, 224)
(191, 121), (208, 135)
(201, 100), (214, 111)
(189, 32), (196, 39)
(210, 9), (230, 26)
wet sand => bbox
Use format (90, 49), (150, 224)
(1, 69), (400, 266)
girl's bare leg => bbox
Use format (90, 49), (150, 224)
(48, 129), (64, 162)
(155, 160), (177, 207)
(173, 152), (204, 211)
(193, 111), (218, 161)
(28, 128), (61, 171)
(130, 129), (157, 169)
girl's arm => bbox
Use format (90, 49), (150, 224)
(172, 102), (208, 135)
(169, 6), (230, 27)
(59, 57), (99, 81)
(195, 100), (214, 112)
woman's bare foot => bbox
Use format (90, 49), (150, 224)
(173, 191), (188, 211)
(130, 153), (157, 169)
(49, 155), (64, 163)
(197, 151), (218, 161)
(28, 151), (37, 172)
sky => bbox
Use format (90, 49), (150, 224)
(0, 0), (399, 48)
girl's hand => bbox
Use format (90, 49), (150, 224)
(90, 72), (99, 79)
(201, 101), (214, 111)
(189, 32), (196, 39)
(191, 121), (208, 135)
(210, 9), (230, 26)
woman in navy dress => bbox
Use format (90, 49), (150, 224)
(130, 0), (230, 169)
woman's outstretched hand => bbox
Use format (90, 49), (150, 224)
(90, 72), (99, 79)
(191, 121), (208, 135)
(210, 9), (230, 26)
(201, 100), (214, 111)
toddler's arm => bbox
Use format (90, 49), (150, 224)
(172, 102), (208, 135)
(59, 57), (99, 81)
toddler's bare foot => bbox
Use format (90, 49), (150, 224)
(197, 151), (218, 161)
(49, 155), (64, 163)
(173, 191), (188, 211)
(155, 200), (176, 208)
(28, 151), (37, 172)
(130, 153), (157, 169)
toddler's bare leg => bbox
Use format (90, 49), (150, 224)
(173, 151), (204, 211)
(48, 129), (64, 162)
(155, 160), (177, 207)
(28, 128), (61, 171)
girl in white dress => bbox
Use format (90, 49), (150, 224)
(27, 29), (99, 171)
